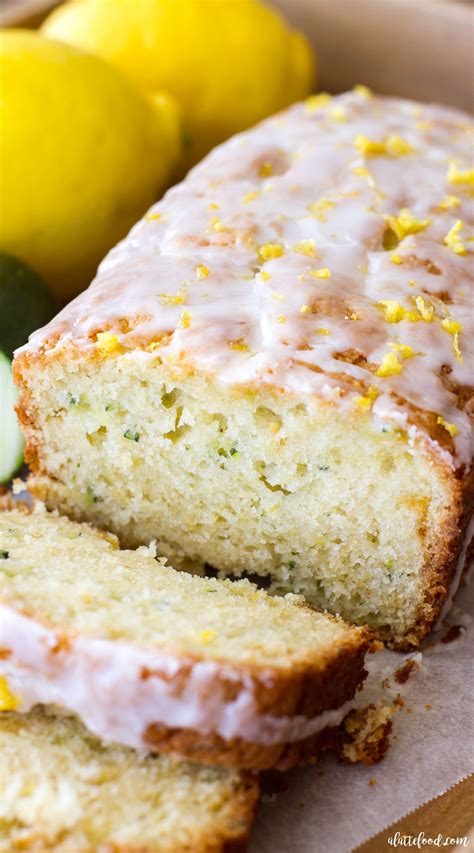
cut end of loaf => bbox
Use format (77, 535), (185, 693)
(15, 351), (465, 648)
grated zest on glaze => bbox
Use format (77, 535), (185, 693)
(24, 90), (473, 467)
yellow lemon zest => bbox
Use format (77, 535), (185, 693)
(199, 629), (216, 643)
(354, 135), (413, 157)
(148, 336), (171, 352)
(443, 219), (467, 255)
(386, 136), (414, 156)
(258, 243), (284, 262)
(415, 296), (434, 322)
(308, 267), (331, 279)
(389, 342), (418, 360)
(0, 676), (20, 711)
(329, 106), (346, 123)
(441, 318), (462, 335)
(160, 290), (186, 305)
(384, 208), (431, 241)
(242, 190), (259, 203)
(179, 310), (192, 328)
(211, 215), (226, 232)
(390, 252), (403, 265)
(437, 416), (459, 438)
(228, 338), (249, 351)
(293, 239), (317, 257)
(316, 327), (330, 335)
(353, 84), (373, 99)
(260, 270), (271, 281)
(145, 211), (162, 222)
(352, 166), (371, 178)
(307, 197), (336, 221)
(438, 195), (461, 211)
(305, 92), (331, 112)
(259, 161), (273, 177)
(453, 332), (462, 362)
(448, 162), (474, 186)
(195, 264), (209, 279)
(354, 385), (379, 409)
(300, 304), (309, 313)
(353, 135), (386, 156)
(276, 315), (287, 324)
(376, 352), (402, 377)
(377, 300), (419, 323)
(96, 331), (123, 353)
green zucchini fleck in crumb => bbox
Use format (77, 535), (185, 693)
(86, 487), (101, 506)
(124, 429), (140, 442)
(0, 550), (9, 559)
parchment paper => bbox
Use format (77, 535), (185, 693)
(252, 581), (474, 852)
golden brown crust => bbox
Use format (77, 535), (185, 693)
(1, 595), (370, 769)
(386, 466), (473, 650)
(141, 634), (370, 769)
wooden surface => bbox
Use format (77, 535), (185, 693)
(0, 0), (59, 27)
(358, 774), (474, 851)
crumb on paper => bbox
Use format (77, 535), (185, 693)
(394, 657), (419, 684)
(369, 778), (377, 787)
(260, 793), (277, 804)
(12, 479), (27, 496)
(441, 625), (463, 644)
(425, 704), (432, 710)
(338, 703), (398, 765)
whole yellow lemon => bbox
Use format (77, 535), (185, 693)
(0, 30), (181, 300)
(41, 0), (316, 165)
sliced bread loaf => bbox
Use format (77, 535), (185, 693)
(15, 90), (473, 649)
(0, 505), (369, 770)
(0, 706), (258, 852)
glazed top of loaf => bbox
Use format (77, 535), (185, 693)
(23, 89), (473, 469)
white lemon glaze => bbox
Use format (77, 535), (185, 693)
(0, 606), (355, 748)
(22, 90), (473, 467)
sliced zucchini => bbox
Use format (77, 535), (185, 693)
(0, 351), (24, 483)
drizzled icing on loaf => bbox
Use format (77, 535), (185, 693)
(25, 89), (473, 467)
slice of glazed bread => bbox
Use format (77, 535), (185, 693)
(14, 90), (473, 648)
(0, 506), (369, 770)
(0, 707), (259, 852)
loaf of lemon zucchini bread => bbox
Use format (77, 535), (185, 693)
(14, 88), (473, 648)
(0, 505), (369, 770)
(0, 707), (258, 852)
